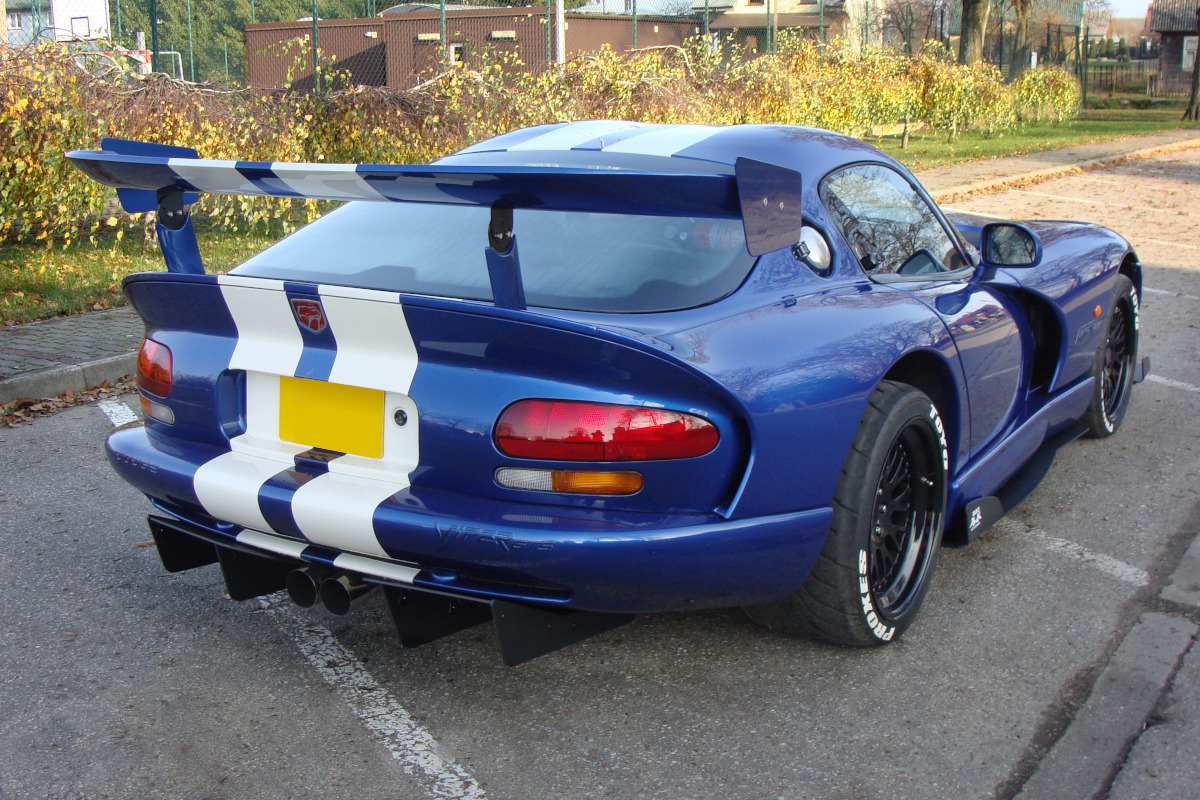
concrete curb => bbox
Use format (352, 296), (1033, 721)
(0, 352), (136, 405)
(929, 137), (1200, 203)
(1013, 613), (1199, 800)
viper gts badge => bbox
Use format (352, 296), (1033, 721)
(290, 298), (328, 333)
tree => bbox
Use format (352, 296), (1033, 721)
(1185, 7), (1200, 121)
(959, 0), (990, 64)
(882, 0), (953, 54)
(1008, 0), (1032, 80)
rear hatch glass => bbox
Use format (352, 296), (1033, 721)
(231, 202), (756, 313)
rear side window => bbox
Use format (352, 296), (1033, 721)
(231, 202), (757, 313)
(819, 164), (966, 277)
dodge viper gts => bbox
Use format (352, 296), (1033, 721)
(68, 121), (1147, 664)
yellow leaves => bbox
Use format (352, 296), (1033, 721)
(2, 40), (1075, 251)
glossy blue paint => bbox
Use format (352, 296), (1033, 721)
(111, 423), (831, 612)
(484, 238), (526, 310)
(86, 122), (1138, 617)
(156, 214), (206, 275)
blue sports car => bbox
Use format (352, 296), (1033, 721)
(69, 121), (1146, 664)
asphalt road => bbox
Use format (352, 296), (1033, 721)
(2, 151), (1200, 800)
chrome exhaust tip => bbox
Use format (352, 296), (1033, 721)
(285, 566), (324, 608)
(319, 573), (374, 615)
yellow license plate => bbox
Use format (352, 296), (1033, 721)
(278, 377), (384, 459)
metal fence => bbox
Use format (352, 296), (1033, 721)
(12, 1), (1159, 96)
(3, 0), (840, 88)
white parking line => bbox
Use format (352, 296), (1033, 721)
(97, 398), (139, 426)
(1075, 176), (1126, 186)
(1140, 240), (1200, 252)
(1010, 189), (1181, 214)
(1147, 374), (1200, 393)
(1144, 286), (1200, 299)
(994, 520), (1149, 586)
(941, 207), (1006, 219)
(259, 595), (487, 800)
(98, 403), (486, 800)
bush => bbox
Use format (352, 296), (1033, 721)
(0, 39), (1083, 246)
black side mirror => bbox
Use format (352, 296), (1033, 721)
(981, 222), (1041, 268)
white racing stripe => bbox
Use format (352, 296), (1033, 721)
(259, 594), (487, 800)
(603, 124), (724, 156)
(194, 450), (296, 533)
(290, 471), (399, 557)
(994, 519), (1149, 586)
(219, 277), (304, 376)
(507, 120), (649, 151)
(272, 162), (388, 201)
(97, 398), (139, 427)
(167, 158), (262, 195)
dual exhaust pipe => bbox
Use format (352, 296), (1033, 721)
(285, 566), (374, 615)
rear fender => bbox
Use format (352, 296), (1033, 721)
(123, 272), (751, 517)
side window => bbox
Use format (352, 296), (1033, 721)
(819, 164), (965, 277)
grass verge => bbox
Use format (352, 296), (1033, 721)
(873, 104), (1194, 169)
(1, 228), (279, 324)
(2, 104), (1196, 325)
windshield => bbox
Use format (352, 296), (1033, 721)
(232, 202), (757, 313)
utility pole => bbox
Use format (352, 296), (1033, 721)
(555, 0), (564, 65)
(765, 0), (771, 53)
(439, 0), (447, 68)
(632, 0), (637, 50)
(187, 0), (194, 81)
(150, 0), (159, 73)
(1, 1), (8, 47)
(312, 0), (320, 90)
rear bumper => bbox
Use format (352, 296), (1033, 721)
(108, 424), (831, 613)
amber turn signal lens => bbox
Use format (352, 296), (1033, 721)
(552, 470), (644, 495)
(495, 467), (644, 495)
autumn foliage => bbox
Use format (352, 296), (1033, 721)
(0, 38), (1080, 246)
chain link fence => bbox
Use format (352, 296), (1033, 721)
(11, 1), (1144, 95)
(3, 1), (849, 88)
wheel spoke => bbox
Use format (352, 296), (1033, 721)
(1101, 300), (1134, 419)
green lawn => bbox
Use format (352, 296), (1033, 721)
(3, 104), (1197, 325)
(0, 229), (278, 325)
(875, 104), (1195, 170)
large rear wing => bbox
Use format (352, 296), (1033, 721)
(67, 138), (803, 309)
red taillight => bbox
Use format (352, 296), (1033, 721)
(137, 338), (172, 397)
(495, 400), (719, 461)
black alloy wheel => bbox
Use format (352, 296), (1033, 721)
(869, 424), (941, 619)
(1084, 274), (1139, 438)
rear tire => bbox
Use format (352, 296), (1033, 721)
(1083, 274), (1139, 438)
(745, 381), (948, 646)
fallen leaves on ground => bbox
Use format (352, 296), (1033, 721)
(1, 377), (137, 427)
